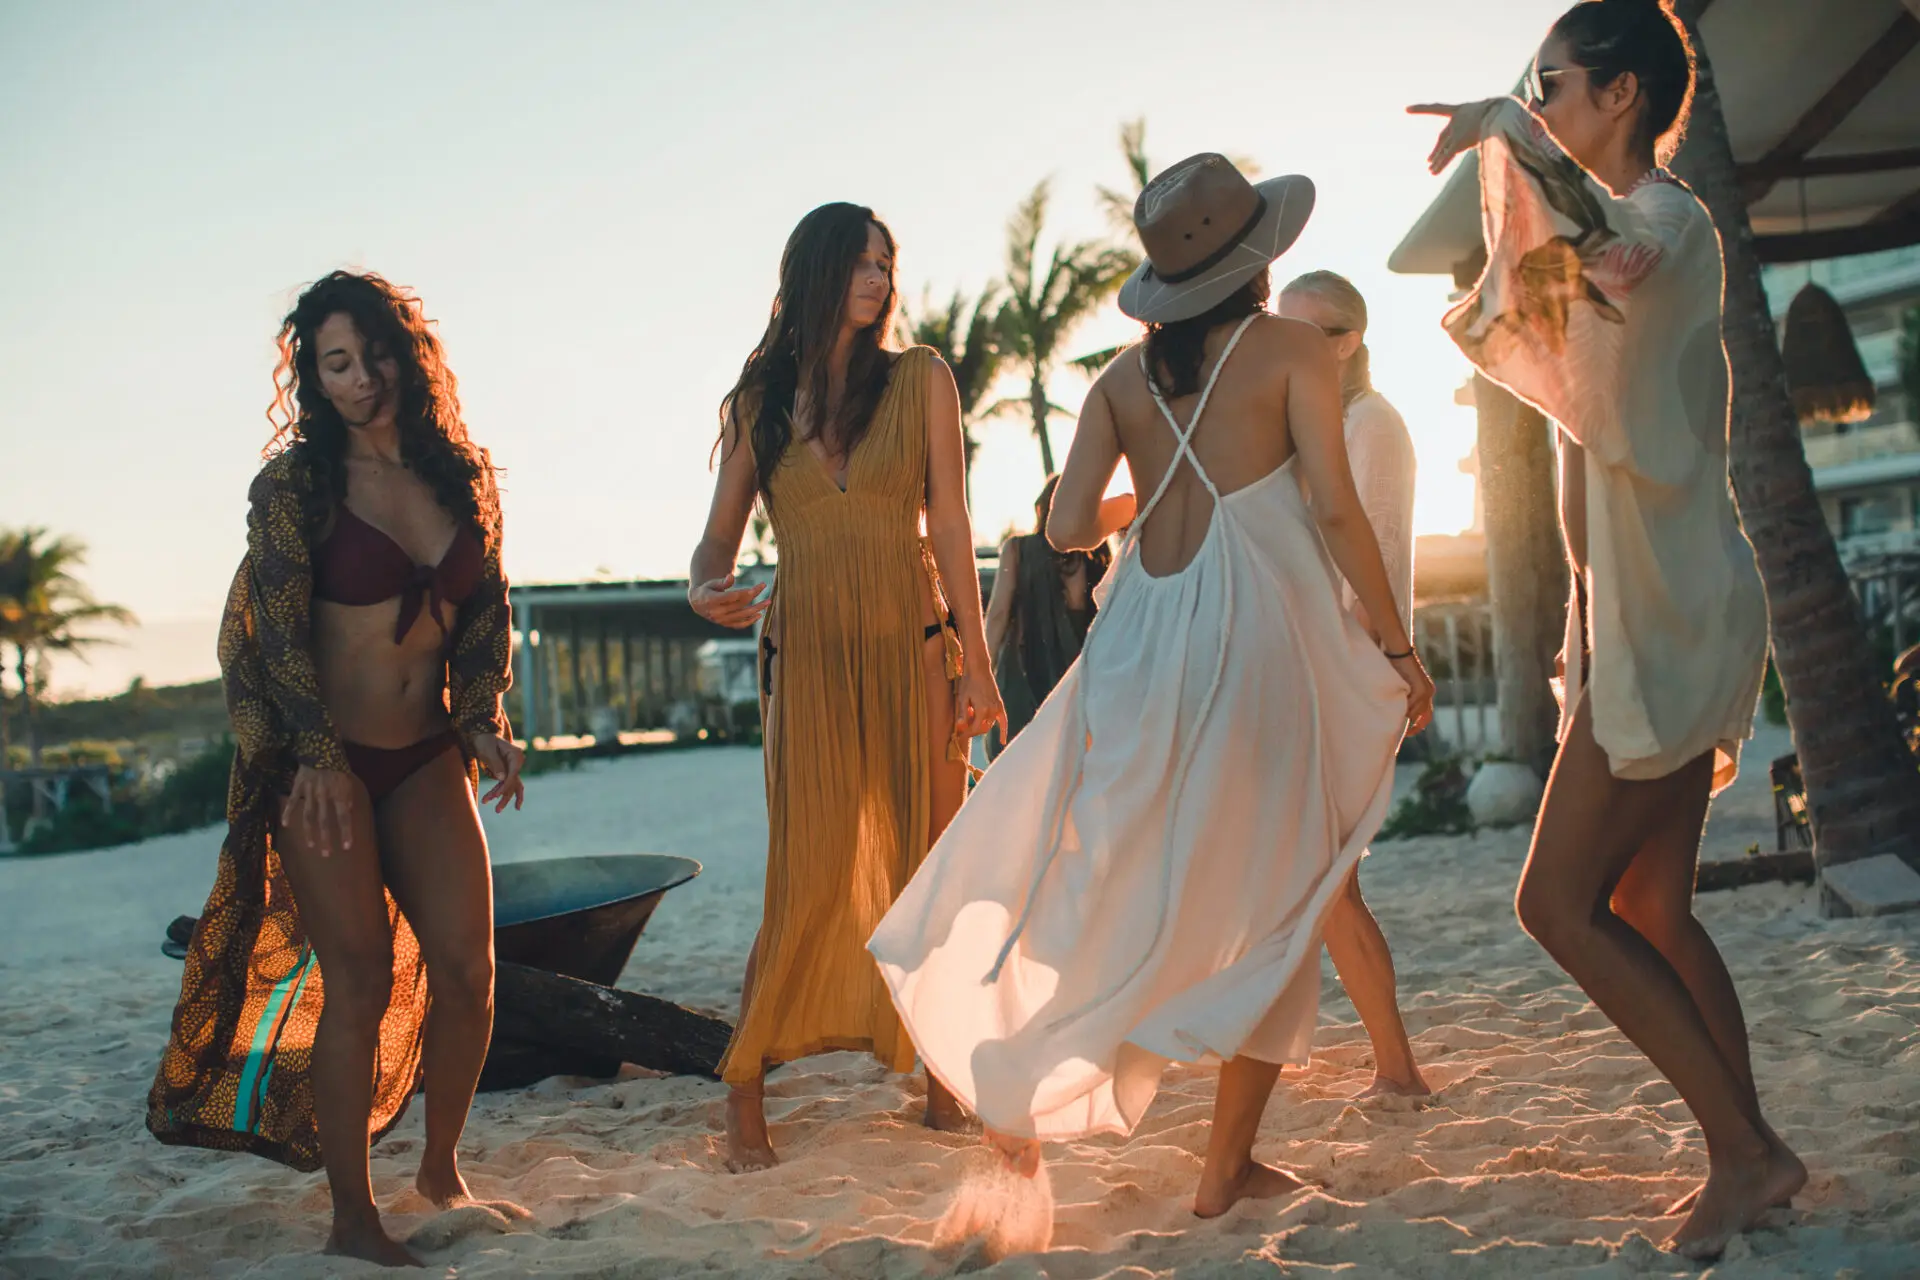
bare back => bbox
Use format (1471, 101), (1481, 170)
(1099, 315), (1320, 577)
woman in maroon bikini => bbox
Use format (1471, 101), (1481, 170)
(150, 270), (525, 1267)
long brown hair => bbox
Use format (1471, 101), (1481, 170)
(268, 270), (500, 549)
(719, 202), (899, 503)
(1142, 271), (1271, 399)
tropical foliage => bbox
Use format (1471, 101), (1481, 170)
(895, 286), (1009, 492)
(993, 180), (1134, 474)
(0, 528), (136, 765)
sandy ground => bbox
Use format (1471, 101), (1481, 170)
(2, 738), (1916, 1278)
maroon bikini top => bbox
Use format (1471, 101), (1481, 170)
(313, 505), (485, 644)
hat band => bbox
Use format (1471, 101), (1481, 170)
(1149, 193), (1270, 285)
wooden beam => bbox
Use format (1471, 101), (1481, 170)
(1755, 214), (1920, 263)
(1738, 145), (1920, 186)
(1872, 184), (1920, 225)
(1743, 11), (1920, 205)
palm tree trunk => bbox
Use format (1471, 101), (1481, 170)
(1672, 1), (1920, 879)
(14, 646), (34, 767)
(1476, 377), (1567, 778)
(1030, 374), (1056, 476)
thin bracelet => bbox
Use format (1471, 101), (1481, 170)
(1382, 645), (1414, 661)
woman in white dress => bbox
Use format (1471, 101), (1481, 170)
(869, 154), (1435, 1217)
(1412, 0), (1803, 1259)
(1277, 270), (1428, 1100)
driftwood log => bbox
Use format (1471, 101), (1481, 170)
(1694, 850), (1815, 894)
(486, 959), (733, 1089)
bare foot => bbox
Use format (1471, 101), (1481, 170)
(724, 1087), (778, 1173)
(985, 1127), (1042, 1179)
(925, 1077), (978, 1133)
(325, 1215), (423, 1269)
(1352, 1071), (1431, 1100)
(1667, 1141), (1806, 1261)
(1193, 1160), (1312, 1219)
(414, 1163), (532, 1221)
(1664, 1125), (1805, 1217)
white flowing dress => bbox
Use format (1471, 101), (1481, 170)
(869, 317), (1409, 1140)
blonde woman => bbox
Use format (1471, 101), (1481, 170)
(1278, 270), (1427, 1100)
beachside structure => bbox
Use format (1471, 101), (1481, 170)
(507, 570), (773, 748)
(1763, 246), (1920, 563)
(508, 557), (1007, 748)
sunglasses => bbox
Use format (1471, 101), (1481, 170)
(1527, 64), (1590, 107)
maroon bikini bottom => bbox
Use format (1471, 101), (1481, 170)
(343, 729), (461, 804)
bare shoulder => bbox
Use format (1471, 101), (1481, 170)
(1091, 342), (1144, 399)
(1245, 312), (1330, 362)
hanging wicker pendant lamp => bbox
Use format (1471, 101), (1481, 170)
(1782, 280), (1877, 426)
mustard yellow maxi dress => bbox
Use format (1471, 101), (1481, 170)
(721, 345), (959, 1084)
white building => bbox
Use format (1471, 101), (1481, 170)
(1765, 245), (1920, 562)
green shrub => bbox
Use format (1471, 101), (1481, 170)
(1761, 657), (1786, 726)
(1378, 754), (1476, 840)
(15, 738), (233, 855)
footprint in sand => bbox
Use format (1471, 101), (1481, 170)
(406, 1201), (533, 1252)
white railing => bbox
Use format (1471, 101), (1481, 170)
(1412, 598), (1500, 756)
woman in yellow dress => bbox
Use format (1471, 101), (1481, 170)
(689, 202), (1005, 1171)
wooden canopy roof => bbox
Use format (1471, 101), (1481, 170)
(1389, 0), (1920, 275)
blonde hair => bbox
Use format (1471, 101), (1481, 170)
(1281, 270), (1373, 408)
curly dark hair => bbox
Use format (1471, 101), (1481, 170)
(718, 203), (899, 504)
(267, 270), (500, 549)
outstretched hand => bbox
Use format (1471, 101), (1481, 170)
(469, 732), (526, 813)
(1408, 99), (1504, 175)
(690, 572), (770, 630)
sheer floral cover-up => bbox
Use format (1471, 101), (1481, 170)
(719, 346), (959, 1086)
(869, 318), (1408, 1140)
(146, 450), (512, 1172)
(1446, 99), (1766, 789)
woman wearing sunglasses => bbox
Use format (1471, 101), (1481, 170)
(1411, 0), (1800, 1261)
(1276, 270), (1427, 1103)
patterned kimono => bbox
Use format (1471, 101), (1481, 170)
(146, 447), (512, 1171)
(1446, 99), (1767, 790)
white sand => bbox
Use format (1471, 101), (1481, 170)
(3, 741), (1917, 1277)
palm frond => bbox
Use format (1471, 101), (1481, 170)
(1069, 342), (1131, 377)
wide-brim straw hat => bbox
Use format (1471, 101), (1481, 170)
(1117, 154), (1314, 324)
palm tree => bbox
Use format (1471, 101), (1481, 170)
(996, 181), (1135, 475)
(1670, 1), (1920, 878)
(896, 286), (1009, 496)
(0, 528), (136, 767)
(1095, 117), (1155, 239)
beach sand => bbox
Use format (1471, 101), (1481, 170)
(3, 739), (1916, 1277)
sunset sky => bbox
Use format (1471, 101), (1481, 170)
(0, 0), (1570, 695)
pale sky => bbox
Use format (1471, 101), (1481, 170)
(0, 0), (1568, 696)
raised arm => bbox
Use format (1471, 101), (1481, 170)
(1047, 379), (1124, 552)
(924, 354), (1005, 742)
(688, 412), (771, 630)
(1437, 97), (1704, 480)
